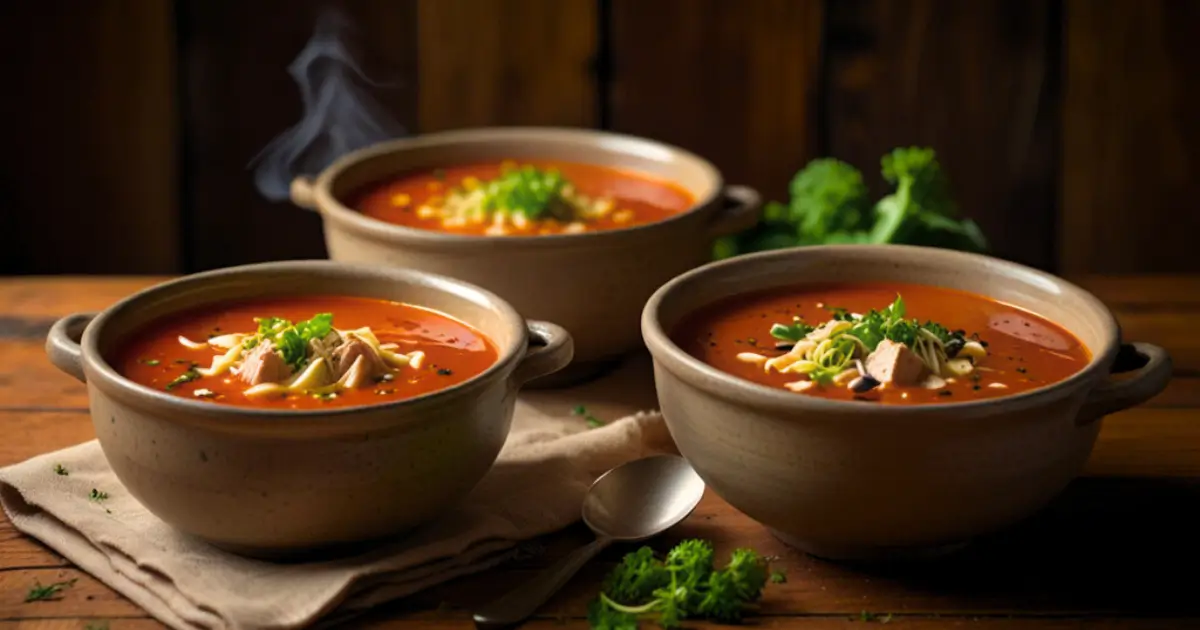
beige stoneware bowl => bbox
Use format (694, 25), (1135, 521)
(642, 245), (1172, 561)
(45, 261), (573, 557)
(289, 127), (761, 387)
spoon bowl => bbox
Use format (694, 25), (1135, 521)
(473, 453), (705, 628)
(583, 454), (706, 540)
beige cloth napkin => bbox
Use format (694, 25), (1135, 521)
(0, 354), (670, 630)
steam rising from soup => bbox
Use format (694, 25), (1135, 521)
(250, 8), (406, 202)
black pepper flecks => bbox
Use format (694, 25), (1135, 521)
(437, 368), (453, 376)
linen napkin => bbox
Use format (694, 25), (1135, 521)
(0, 353), (671, 630)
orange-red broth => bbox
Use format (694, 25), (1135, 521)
(117, 296), (498, 410)
(673, 283), (1091, 404)
(349, 161), (694, 236)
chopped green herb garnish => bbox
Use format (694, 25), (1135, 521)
(483, 165), (570, 220)
(769, 320), (814, 342)
(165, 368), (200, 390)
(571, 405), (604, 429)
(764, 294), (982, 389)
(89, 488), (109, 502)
(53, 463), (68, 476)
(139, 358), (160, 366)
(589, 540), (774, 628)
(770, 569), (787, 583)
(173, 358), (192, 364)
(25, 579), (77, 602)
(826, 306), (854, 321)
(857, 611), (893, 623)
(250, 313), (333, 371)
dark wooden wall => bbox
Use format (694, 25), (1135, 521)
(2, 0), (1197, 276)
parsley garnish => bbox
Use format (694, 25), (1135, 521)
(249, 313), (333, 371)
(769, 318), (815, 342)
(139, 358), (160, 366)
(165, 368), (200, 390)
(53, 463), (68, 476)
(571, 405), (604, 428)
(589, 540), (774, 627)
(25, 579), (76, 602)
(88, 488), (109, 502)
(770, 569), (787, 583)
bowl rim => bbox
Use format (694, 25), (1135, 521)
(78, 260), (531, 420)
(308, 126), (727, 249)
(641, 244), (1121, 417)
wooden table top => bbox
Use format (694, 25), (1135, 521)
(0, 275), (1197, 630)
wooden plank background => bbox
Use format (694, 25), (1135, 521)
(1, 0), (1197, 275)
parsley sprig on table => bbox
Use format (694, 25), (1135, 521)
(25, 578), (77, 602)
(587, 540), (774, 629)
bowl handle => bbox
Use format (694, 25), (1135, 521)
(1078, 342), (1172, 424)
(707, 185), (762, 238)
(46, 313), (96, 383)
(290, 176), (318, 211)
(512, 321), (575, 386)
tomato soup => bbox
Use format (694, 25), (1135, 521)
(117, 296), (498, 410)
(673, 283), (1090, 404)
(349, 160), (693, 236)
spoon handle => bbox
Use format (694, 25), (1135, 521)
(473, 536), (612, 628)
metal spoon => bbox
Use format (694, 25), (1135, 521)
(472, 454), (706, 628)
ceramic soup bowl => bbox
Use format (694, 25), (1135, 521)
(641, 245), (1172, 561)
(289, 127), (761, 388)
(45, 261), (573, 557)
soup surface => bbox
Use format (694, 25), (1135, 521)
(673, 283), (1090, 404)
(350, 160), (694, 236)
(117, 296), (498, 410)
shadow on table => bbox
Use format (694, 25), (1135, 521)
(837, 476), (1200, 615)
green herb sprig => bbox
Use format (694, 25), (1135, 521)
(25, 578), (77, 602)
(587, 540), (773, 629)
(572, 405), (604, 428)
(165, 367), (200, 390)
(714, 147), (987, 259)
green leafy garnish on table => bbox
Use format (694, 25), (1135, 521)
(588, 540), (774, 628)
(89, 488), (109, 502)
(572, 405), (605, 428)
(714, 147), (987, 259)
(25, 578), (77, 602)
(53, 463), (68, 476)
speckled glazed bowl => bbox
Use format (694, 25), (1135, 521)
(289, 127), (761, 388)
(642, 245), (1172, 561)
(45, 261), (573, 557)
